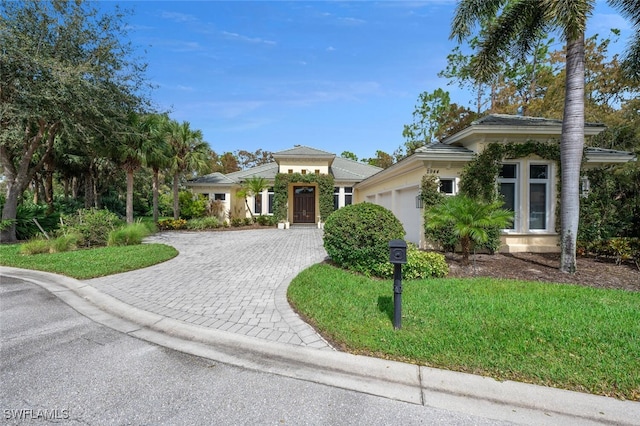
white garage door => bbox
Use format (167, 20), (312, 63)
(395, 187), (421, 245)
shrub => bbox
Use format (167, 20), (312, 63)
(61, 209), (123, 247)
(323, 202), (405, 276)
(243, 217), (253, 226)
(256, 215), (277, 226)
(50, 233), (82, 253)
(578, 237), (640, 266)
(10, 200), (60, 240)
(373, 246), (449, 279)
(179, 191), (208, 220)
(157, 218), (187, 230)
(230, 218), (244, 227)
(19, 238), (51, 255)
(107, 223), (151, 246)
(185, 217), (220, 230)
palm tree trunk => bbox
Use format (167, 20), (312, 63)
(560, 34), (585, 274)
(126, 169), (134, 224)
(152, 167), (159, 223)
(172, 173), (180, 220)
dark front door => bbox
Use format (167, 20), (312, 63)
(293, 186), (316, 223)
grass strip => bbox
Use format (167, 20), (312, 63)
(288, 263), (640, 400)
(0, 243), (178, 279)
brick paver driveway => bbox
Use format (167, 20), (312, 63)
(85, 228), (332, 349)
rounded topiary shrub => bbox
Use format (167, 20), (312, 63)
(323, 202), (405, 276)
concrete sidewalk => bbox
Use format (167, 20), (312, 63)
(1, 229), (638, 425)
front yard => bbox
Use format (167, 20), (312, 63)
(288, 263), (640, 400)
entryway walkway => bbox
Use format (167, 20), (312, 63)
(85, 228), (332, 349)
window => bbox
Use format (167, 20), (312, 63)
(301, 169), (307, 175)
(201, 193), (209, 199)
(529, 164), (549, 230)
(333, 187), (340, 210)
(254, 192), (262, 215)
(214, 193), (226, 201)
(498, 164), (518, 230)
(344, 187), (353, 206)
(439, 179), (455, 195)
(267, 187), (274, 214)
(315, 169), (320, 175)
(288, 169), (293, 174)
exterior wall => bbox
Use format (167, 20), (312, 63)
(278, 159), (330, 175)
(500, 234), (560, 253)
(356, 160), (467, 247)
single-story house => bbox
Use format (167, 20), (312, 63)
(356, 114), (635, 252)
(187, 145), (382, 224)
(187, 114), (635, 253)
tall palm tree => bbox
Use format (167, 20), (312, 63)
(117, 112), (153, 223)
(451, 0), (640, 273)
(167, 120), (211, 219)
(425, 195), (513, 264)
(451, 0), (592, 273)
(144, 114), (172, 223)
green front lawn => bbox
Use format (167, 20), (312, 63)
(288, 263), (640, 400)
(0, 243), (178, 279)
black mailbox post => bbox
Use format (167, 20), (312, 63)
(389, 239), (407, 330)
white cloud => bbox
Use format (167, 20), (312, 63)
(222, 31), (277, 46)
(589, 13), (631, 33)
(160, 11), (197, 23)
(326, 46), (336, 52)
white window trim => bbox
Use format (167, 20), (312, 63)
(498, 162), (520, 232)
(528, 162), (552, 233)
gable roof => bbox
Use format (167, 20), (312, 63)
(188, 146), (381, 186)
(442, 113), (606, 145)
(273, 145), (336, 161)
(472, 114), (605, 128)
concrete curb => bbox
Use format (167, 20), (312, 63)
(2, 266), (638, 425)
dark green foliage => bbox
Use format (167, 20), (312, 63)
(7, 200), (60, 241)
(578, 238), (640, 266)
(179, 191), (208, 220)
(459, 141), (561, 203)
(421, 175), (458, 251)
(273, 173), (334, 221)
(256, 215), (278, 226)
(61, 209), (123, 247)
(323, 203), (405, 276)
(579, 165), (640, 241)
(372, 246), (450, 279)
(425, 195), (513, 262)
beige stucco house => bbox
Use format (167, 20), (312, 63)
(187, 145), (382, 225)
(356, 114), (635, 252)
(187, 114), (634, 253)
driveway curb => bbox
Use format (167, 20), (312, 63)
(2, 266), (638, 425)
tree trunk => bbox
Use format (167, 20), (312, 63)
(84, 172), (93, 208)
(152, 167), (159, 223)
(44, 163), (54, 214)
(1, 186), (20, 243)
(126, 168), (134, 223)
(560, 35), (586, 274)
(460, 236), (471, 264)
(172, 173), (180, 220)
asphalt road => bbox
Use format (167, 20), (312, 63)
(0, 277), (511, 426)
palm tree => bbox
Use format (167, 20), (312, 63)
(238, 176), (269, 220)
(451, 1), (591, 273)
(452, 0), (640, 273)
(425, 195), (513, 264)
(116, 112), (157, 223)
(144, 114), (172, 223)
(167, 120), (211, 219)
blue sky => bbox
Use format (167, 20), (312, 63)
(101, 1), (633, 161)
